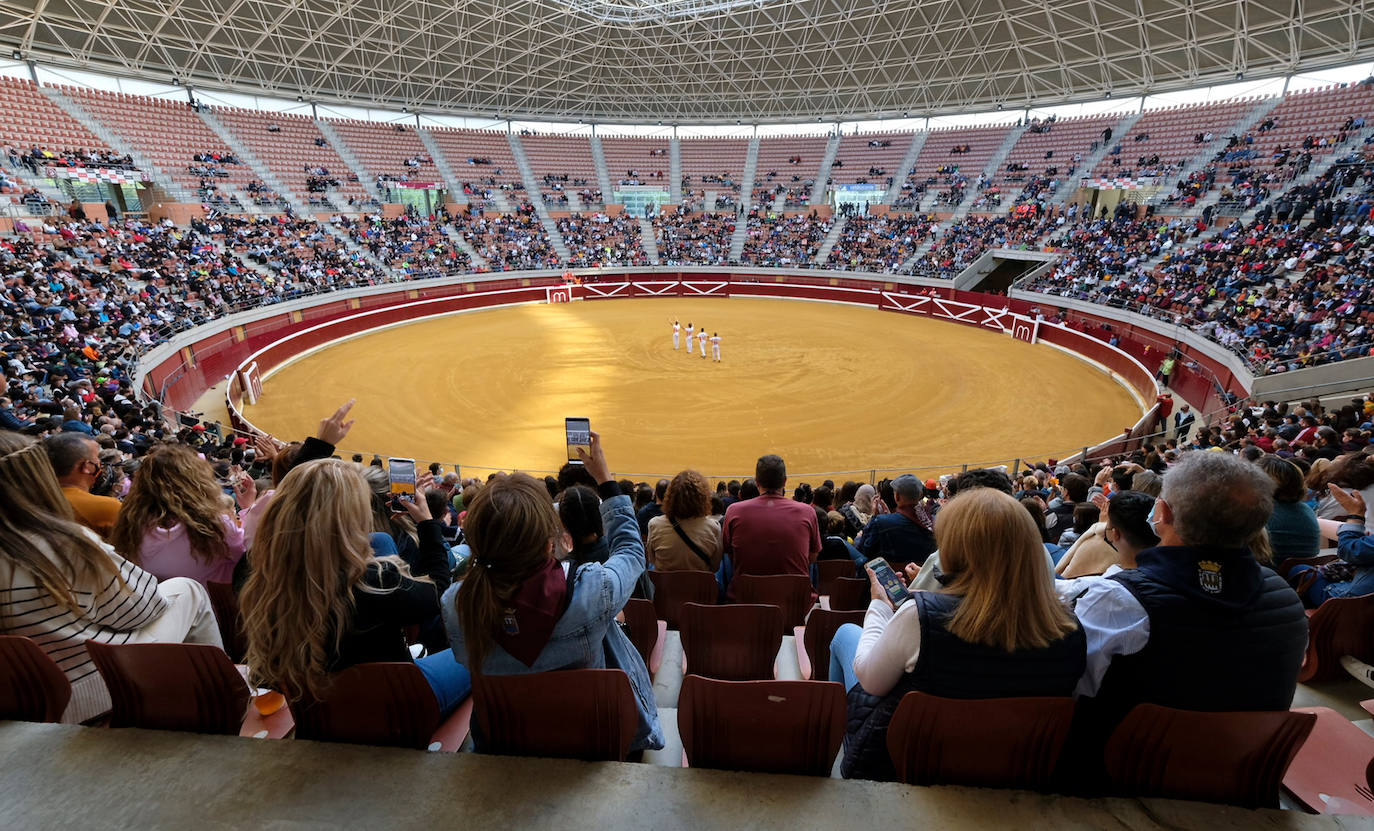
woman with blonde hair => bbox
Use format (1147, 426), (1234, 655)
(830, 486), (1086, 781)
(443, 433), (663, 753)
(110, 443), (249, 585)
(646, 469), (722, 572)
(239, 459), (469, 713)
(0, 432), (222, 723)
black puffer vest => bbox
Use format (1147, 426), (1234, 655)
(841, 591), (1086, 781)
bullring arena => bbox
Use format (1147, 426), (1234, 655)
(6, 0), (1374, 827)
(242, 295), (1142, 479)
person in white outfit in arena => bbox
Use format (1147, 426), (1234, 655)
(672, 319), (681, 350)
(699, 327), (708, 358)
(710, 332), (721, 362)
(685, 322), (695, 355)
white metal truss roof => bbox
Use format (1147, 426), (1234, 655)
(1, 0), (1371, 124)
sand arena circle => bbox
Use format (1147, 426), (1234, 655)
(242, 297), (1142, 480)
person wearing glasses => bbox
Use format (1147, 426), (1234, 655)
(43, 432), (122, 539)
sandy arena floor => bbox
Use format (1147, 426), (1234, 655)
(242, 297), (1141, 481)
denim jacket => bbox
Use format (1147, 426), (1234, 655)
(1332, 522), (1374, 599)
(441, 493), (664, 752)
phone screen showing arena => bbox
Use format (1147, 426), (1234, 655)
(566, 418), (591, 464)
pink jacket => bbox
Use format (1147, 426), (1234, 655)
(138, 515), (246, 585)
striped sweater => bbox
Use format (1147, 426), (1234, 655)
(0, 530), (167, 722)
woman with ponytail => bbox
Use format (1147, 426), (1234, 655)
(443, 432), (663, 753)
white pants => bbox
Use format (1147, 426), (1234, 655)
(712, 344), (721, 361)
(673, 332), (680, 349)
(64, 577), (225, 724)
(686, 336), (694, 354)
(700, 339), (707, 357)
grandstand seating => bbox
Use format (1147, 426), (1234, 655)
(754, 134), (829, 209)
(731, 573), (815, 634)
(424, 128), (526, 210)
(993, 113), (1123, 206)
(897, 123), (1015, 210)
(599, 135), (670, 194)
(830, 131), (909, 188)
(325, 118), (437, 187)
(0, 77), (118, 167)
(795, 608), (865, 682)
(212, 107), (371, 208)
(1091, 98), (1255, 181)
(678, 136), (748, 211)
(520, 133), (602, 210)
(680, 603), (783, 681)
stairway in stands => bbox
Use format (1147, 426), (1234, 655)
(813, 214), (849, 264)
(197, 109), (307, 214)
(417, 129), (468, 207)
(507, 133), (572, 262)
(809, 133), (842, 207)
(313, 120), (385, 204)
(882, 131), (929, 207)
(727, 137), (760, 262)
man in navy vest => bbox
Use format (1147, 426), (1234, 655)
(1057, 450), (1308, 791)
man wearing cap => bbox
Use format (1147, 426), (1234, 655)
(1056, 451), (1307, 788)
(44, 431), (123, 539)
(854, 474), (936, 568)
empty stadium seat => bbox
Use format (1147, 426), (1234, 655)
(621, 597), (666, 675)
(291, 662), (471, 751)
(649, 569), (719, 630)
(731, 573), (814, 634)
(85, 641), (249, 735)
(825, 577), (870, 612)
(796, 608), (866, 682)
(815, 559), (858, 596)
(472, 669), (638, 761)
(0, 635), (71, 723)
(678, 675), (845, 775)
(1103, 703), (1315, 808)
(679, 602), (783, 681)
(886, 692), (1076, 789)
(1283, 706), (1374, 816)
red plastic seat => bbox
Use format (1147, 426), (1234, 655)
(815, 559), (857, 595)
(649, 569), (718, 629)
(1283, 706), (1374, 815)
(1104, 703), (1315, 808)
(292, 661), (471, 751)
(679, 602), (782, 681)
(0, 635), (71, 722)
(472, 668), (638, 761)
(886, 692), (1076, 789)
(731, 573), (814, 634)
(622, 597), (666, 675)
(85, 641), (249, 735)
(205, 581), (246, 663)
(795, 608), (866, 682)
(1299, 593), (1374, 683)
(678, 674), (845, 775)
(827, 577), (870, 612)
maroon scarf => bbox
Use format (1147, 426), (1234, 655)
(493, 560), (573, 667)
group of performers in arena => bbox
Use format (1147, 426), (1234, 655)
(672, 319), (722, 361)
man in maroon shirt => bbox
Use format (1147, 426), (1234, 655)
(722, 455), (821, 593)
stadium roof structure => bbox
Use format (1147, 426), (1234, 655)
(1, 0), (1372, 124)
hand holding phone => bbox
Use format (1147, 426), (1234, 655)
(387, 457), (417, 508)
(865, 558), (912, 609)
(565, 418), (591, 465)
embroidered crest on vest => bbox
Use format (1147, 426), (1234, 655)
(1197, 560), (1223, 594)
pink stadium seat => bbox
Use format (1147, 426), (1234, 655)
(1283, 706), (1374, 816)
(678, 674), (845, 775)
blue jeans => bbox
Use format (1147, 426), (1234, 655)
(414, 648), (472, 718)
(828, 623), (863, 692)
